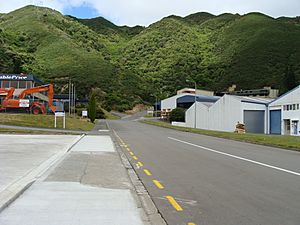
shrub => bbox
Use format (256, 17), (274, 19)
(88, 92), (96, 123)
(169, 108), (186, 122)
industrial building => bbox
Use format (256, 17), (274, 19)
(159, 92), (220, 119)
(0, 73), (44, 96)
(268, 85), (300, 136)
(185, 95), (272, 134)
(160, 92), (219, 111)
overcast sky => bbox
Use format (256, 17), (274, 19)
(0, 0), (299, 26)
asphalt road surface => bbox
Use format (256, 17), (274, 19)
(108, 119), (300, 225)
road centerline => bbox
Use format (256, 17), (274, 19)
(168, 137), (300, 177)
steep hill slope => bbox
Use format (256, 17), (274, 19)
(0, 6), (144, 109)
(117, 12), (300, 98)
(1, 5), (300, 109)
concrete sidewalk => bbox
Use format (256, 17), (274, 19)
(0, 134), (160, 224)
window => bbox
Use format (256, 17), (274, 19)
(26, 81), (32, 88)
(297, 104), (299, 110)
(293, 104), (296, 110)
(2, 80), (10, 88)
(19, 81), (26, 88)
(11, 81), (18, 88)
(287, 105), (290, 111)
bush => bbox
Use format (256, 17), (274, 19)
(169, 108), (186, 122)
(96, 107), (105, 119)
(88, 92), (96, 123)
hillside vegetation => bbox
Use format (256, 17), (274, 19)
(1, 6), (300, 110)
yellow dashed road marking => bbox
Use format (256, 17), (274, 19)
(188, 223), (196, 225)
(137, 161), (143, 167)
(129, 152), (134, 155)
(153, 180), (164, 189)
(166, 196), (183, 211)
(133, 156), (138, 160)
(126, 147), (131, 151)
(144, 169), (152, 176)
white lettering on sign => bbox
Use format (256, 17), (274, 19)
(19, 99), (30, 107)
(0, 75), (28, 80)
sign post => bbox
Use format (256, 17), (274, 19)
(54, 112), (66, 129)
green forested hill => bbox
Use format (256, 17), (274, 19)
(1, 5), (300, 110)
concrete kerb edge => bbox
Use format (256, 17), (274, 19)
(0, 181), (34, 213)
(108, 123), (166, 225)
(0, 134), (85, 213)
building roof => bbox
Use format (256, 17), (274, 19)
(230, 95), (274, 105)
(176, 94), (220, 104)
(268, 85), (300, 105)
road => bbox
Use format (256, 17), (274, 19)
(108, 119), (300, 225)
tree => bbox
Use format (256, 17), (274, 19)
(285, 64), (296, 91)
(88, 92), (96, 123)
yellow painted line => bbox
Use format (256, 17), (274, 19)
(188, 223), (196, 225)
(153, 180), (164, 189)
(126, 147), (131, 151)
(137, 161), (143, 167)
(129, 152), (134, 156)
(133, 156), (138, 160)
(144, 169), (152, 176)
(166, 196), (183, 211)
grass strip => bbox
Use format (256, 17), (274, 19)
(0, 113), (94, 131)
(141, 120), (300, 151)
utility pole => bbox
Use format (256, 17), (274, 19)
(68, 79), (71, 115)
(71, 83), (74, 117)
(186, 79), (197, 129)
(194, 81), (197, 129)
(73, 86), (76, 117)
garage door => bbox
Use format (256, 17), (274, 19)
(270, 110), (281, 134)
(244, 110), (265, 134)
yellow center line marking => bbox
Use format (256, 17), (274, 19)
(188, 223), (196, 225)
(126, 147), (131, 151)
(133, 156), (138, 160)
(153, 180), (164, 189)
(129, 152), (134, 156)
(137, 161), (143, 167)
(143, 169), (152, 176)
(166, 196), (183, 211)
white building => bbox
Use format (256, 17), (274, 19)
(186, 95), (272, 133)
(160, 93), (220, 111)
(268, 85), (300, 136)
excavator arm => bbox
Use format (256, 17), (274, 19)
(18, 84), (56, 113)
(0, 88), (15, 101)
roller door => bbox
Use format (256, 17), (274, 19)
(244, 110), (265, 134)
(270, 110), (281, 134)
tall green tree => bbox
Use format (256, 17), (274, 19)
(285, 65), (296, 91)
(88, 92), (96, 123)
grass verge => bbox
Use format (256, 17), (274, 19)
(0, 113), (94, 131)
(141, 120), (300, 151)
(0, 128), (76, 134)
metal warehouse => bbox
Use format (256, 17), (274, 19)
(160, 93), (220, 111)
(268, 85), (300, 136)
(185, 95), (272, 134)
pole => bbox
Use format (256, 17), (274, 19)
(68, 79), (71, 116)
(74, 86), (76, 117)
(71, 83), (74, 117)
(155, 96), (157, 118)
(194, 82), (197, 129)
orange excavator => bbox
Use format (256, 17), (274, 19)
(0, 84), (56, 114)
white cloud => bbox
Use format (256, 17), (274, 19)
(0, 0), (299, 26)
